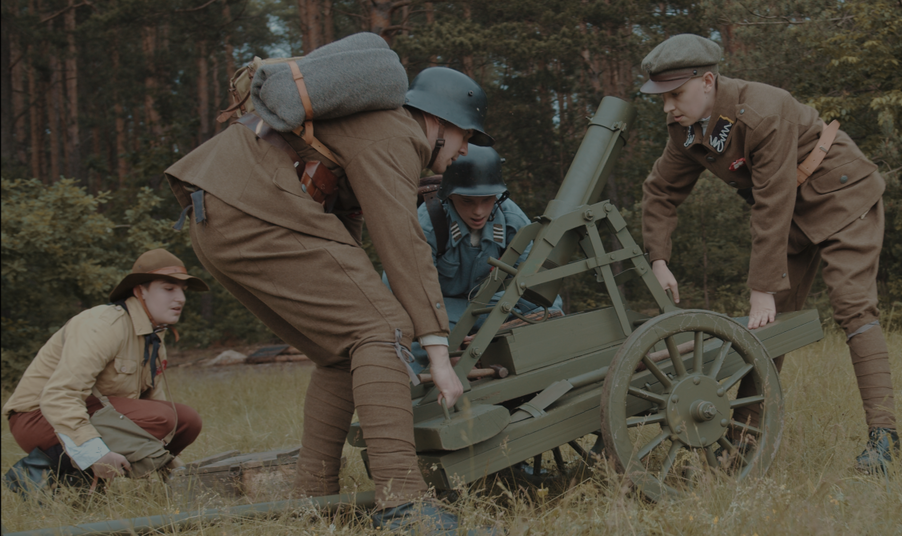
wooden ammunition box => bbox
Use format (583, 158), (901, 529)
(169, 446), (300, 504)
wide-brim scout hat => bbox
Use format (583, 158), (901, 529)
(640, 34), (722, 94)
(109, 249), (209, 302)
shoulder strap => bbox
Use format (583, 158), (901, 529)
(425, 196), (449, 258)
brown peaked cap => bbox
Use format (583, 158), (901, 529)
(640, 34), (722, 94)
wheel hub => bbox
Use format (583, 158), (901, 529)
(665, 374), (730, 448)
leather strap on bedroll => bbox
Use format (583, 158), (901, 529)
(237, 113), (338, 211)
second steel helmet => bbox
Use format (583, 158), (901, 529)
(438, 145), (507, 201)
(405, 67), (494, 147)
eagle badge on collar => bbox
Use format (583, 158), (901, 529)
(684, 125), (695, 148)
(709, 115), (734, 153)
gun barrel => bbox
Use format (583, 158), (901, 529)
(543, 96), (636, 220)
(522, 97), (636, 307)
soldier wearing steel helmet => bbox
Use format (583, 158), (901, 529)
(638, 33), (897, 473)
(166, 66), (499, 531)
(384, 145), (563, 374)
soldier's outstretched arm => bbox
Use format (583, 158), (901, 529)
(652, 259), (680, 304)
(424, 344), (463, 407)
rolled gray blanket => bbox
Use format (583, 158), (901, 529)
(251, 32), (408, 132)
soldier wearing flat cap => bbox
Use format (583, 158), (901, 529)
(3, 249), (207, 491)
(639, 33), (897, 472)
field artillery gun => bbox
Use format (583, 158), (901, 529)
(350, 95), (824, 501)
(3, 97), (824, 536)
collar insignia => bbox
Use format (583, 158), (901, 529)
(709, 115), (734, 153)
(493, 224), (504, 243)
(450, 221), (462, 242)
(684, 125), (695, 148)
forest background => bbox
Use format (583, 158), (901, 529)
(1, 0), (900, 386)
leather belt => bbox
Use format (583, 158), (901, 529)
(797, 120), (839, 187)
(237, 113), (338, 210)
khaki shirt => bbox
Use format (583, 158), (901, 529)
(2, 297), (168, 446)
(642, 76), (884, 292)
(166, 107), (449, 338)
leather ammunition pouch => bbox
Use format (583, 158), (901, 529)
(237, 113), (339, 212)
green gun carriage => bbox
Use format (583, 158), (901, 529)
(5, 97), (825, 536)
(349, 95), (824, 502)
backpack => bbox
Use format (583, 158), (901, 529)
(215, 32), (408, 164)
(216, 56), (302, 124)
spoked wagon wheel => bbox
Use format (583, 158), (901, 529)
(600, 310), (783, 501)
(510, 433), (606, 488)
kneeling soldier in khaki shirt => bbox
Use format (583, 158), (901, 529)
(166, 67), (496, 532)
(639, 34), (897, 473)
(3, 249), (208, 492)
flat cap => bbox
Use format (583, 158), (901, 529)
(640, 34), (722, 94)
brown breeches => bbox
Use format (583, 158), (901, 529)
(735, 198), (895, 432)
(189, 193), (426, 509)
(8, 396), (202, 457)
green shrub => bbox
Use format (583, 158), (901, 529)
(1, 178), (274, 387)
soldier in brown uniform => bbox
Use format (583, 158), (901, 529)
(639, 34), (898, 472)
(166, 67), (495, 532)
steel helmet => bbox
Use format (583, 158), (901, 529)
(438, 145), (507, 201)
(405, 67), (494, 147)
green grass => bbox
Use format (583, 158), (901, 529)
(2, 328), (900, 535)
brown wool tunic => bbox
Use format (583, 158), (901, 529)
(641, 76), (884, 294)
(166, 107), (449, 341)
(165, 107), (452, 508)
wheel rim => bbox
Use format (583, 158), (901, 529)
(600, 310), (783, 501)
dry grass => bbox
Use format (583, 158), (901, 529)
(2, 328), (901, 535)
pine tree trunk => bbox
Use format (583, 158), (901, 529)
(197, 41), (210, 144)
(1, 14), (12, 163)
(64, 2), (80, 180)
(9, 25), (28, 166)
(212, 52), (222, 134)
(28, 40), (43, 182)
(369, 0), (393, 45)
(306, 0), (322, 50)
(111, 46), (128, 186)
(48, 45), (63, 182)
(222, 0), (236, 134)
(222, 0), (235, 75)
(142, 25), (163, 144)
(425, 3), (436, 66)
(461, 3), (473, 77)
(323, 0), (333, 44)
(91, 124), (101, 194)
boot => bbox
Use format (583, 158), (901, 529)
(371, 501), (500, 535)
(855, 428), (900, 474)
(3, 445), (92, 499)
(3, 448), (55, 497)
